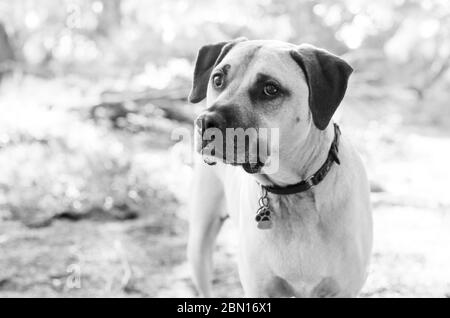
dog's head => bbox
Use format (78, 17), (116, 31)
(189, 39), (352, 173)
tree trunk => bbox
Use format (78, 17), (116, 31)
(0, 22), (14, 77)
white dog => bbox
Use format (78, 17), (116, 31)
(187, 39), (372, 297)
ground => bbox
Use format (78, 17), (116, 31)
(0, 77), (449, 298)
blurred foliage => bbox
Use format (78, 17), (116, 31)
(0, 76), (178, 226)
(0, 0), (449, 225)
(0, 0), (448, 94)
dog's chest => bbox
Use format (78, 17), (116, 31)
(241, 185), (329, 265)
(238, 192), (337, 296)
(224, 169), (334, 269)
(263, 194), (326, 260)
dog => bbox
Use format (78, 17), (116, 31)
(187, 38), (373, 297)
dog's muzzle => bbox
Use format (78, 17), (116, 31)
(195, 109), (265, 173)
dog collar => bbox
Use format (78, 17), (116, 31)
(262, 123), (341, 195)
(254, 124), (341, 230)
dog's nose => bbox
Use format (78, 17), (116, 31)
(195, 113), (224, 133)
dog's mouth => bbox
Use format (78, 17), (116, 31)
(201, 148), (265, 174)
(201, 153), (264, 173)
(195, 125), (269, 174)
(205, 158), (264, 174)
(241, 161), (264, 174)
(198, 137), (265, 174)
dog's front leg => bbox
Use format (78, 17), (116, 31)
(187, 161), (226, 297)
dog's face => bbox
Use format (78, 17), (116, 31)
(190, 39), (352, 173)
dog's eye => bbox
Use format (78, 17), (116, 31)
(212, 74), (224, 88)
(263, 83), (279, 97)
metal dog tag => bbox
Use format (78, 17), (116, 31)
(255, 205), (273, 230)
(257, 217), (273, 230)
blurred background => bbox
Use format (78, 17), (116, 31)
(0, 0), (449, 297)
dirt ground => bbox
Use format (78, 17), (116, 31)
(1, 198), (449, 298)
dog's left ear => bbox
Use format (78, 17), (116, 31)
(290, 45), (353, 130)
(189, 38), (246, 103)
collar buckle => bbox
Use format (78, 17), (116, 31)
(305, 175), (315, 188)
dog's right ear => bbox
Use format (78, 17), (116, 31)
(189, 38), (246, 103)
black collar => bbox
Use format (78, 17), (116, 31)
(262, 123), (341, 195)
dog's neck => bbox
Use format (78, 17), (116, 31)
(255, 124), (335, 187)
